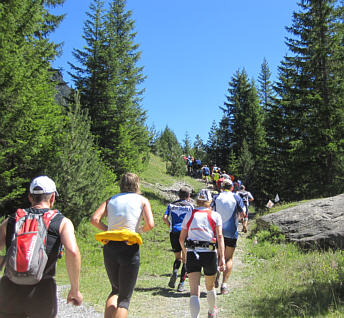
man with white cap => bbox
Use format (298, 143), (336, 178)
(213, 179), (245, 295)
(0, 176), (83, 318)
(179, 189), (225, 318)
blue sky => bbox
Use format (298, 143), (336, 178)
(51, 0), (300, 144)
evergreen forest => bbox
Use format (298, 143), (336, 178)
(0, 0), (343, 225)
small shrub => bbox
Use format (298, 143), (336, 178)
(255, 224), (286, 244)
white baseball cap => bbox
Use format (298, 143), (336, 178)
(196, 189), (212, 202)
(30, 176), (59, 196)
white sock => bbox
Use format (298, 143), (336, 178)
(221, 282), (227, 288)
(190, 295), (200, 318)
(207, 289), (216, 312)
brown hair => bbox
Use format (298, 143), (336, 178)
(120, 173), (140, 193)
(30, 192), (53, 205)
(178, 186), (190, 200)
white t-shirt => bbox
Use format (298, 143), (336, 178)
(181, 207), (222, 252)
(107, 193), (143, 233)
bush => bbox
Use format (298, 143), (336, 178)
(255, 224), (286, 244)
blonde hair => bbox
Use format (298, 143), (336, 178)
(120, 173), (140, 193)
(196, 199), (212, 208)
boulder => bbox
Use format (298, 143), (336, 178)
(256, 194), (344, 249)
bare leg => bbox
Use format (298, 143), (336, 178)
(105, 294), (118, 318)
(223, 246), (235, 284)
(104, 295), (129, 318)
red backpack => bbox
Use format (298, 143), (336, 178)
(4, 208), (58, 285)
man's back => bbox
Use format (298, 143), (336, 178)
(165, 199), (193, 232)
(214, 191), (243, 239)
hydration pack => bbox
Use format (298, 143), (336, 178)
(3, 209), (58, 285)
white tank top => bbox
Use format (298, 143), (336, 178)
(107, 193), (143, 233)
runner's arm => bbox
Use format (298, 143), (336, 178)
(90, 201), (108, 231)
(179, 228), (188, 264)
(215, 225), (225, 272)
(141, 197), (154, 232)
(162, 207), (170, 228)
(59, 218), (83, 306)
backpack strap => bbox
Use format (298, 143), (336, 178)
(186, 209), (217, 240)
(186, 209), (196, 232)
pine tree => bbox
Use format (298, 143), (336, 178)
(183, 132), (193, 157)
(70, 0), (150, 177)
(216, 115), (232, 169)
(157, 127), (185, 176)
(258, 58), (275, 113)
(193, 134), (206, 163)
(221, 69), (268, 207)
(205, 121), (220, 166)
(69, 0), (108, 143)
(0, 0), (66, 214)
(276, 0), (344, 198)
(51, 93), (116, 226)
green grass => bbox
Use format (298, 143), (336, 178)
(244, 238), (344, 317)
(140, 153), (203, 192)
(2, 157), (344, 317)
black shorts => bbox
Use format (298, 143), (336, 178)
(103, 241), (140, 310)
(169, 231), (182, 253)
(0, 276), (57, 318)
(224, 237), (237, 248)
(186, 251), (218, 276)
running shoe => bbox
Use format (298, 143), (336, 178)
(208, 306), (219, 318)
(168, 271), (178, 288)
(177, 282), (185, 292)
(220, 285), (229, 295)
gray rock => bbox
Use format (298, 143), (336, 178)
(256, 194), (344, 249)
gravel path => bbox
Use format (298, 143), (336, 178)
(57, 286), (103, 318)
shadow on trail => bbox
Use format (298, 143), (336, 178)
(135, 286), (208, 299)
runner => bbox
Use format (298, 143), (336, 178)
(237, 185), (254, 233)
(163, 186), (194, 292)
(179, 189), (225, 318)
(213, 179), (245, 295)
(0, 176), (83, 318)
(91, 173), (154, 318)
(202, 165), (210, 186)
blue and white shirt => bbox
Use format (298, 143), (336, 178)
(164, 199), (194, 232)
(214, 191), (245, 239)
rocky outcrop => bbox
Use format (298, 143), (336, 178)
(141, 181), (195, 202)
(256, 194), (344, 250)
(51, 69), (73, 107)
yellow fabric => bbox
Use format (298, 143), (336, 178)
(95, 229), (143, 245)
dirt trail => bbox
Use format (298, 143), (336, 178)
(128, 229), (249, 318)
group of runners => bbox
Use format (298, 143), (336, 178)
(0, 172), (253, 318)
(163, 176), (254, 318)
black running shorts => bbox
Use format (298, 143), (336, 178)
(0, 276), (57, 318)
(186, 251), (218, 276)
(224, 237), (237, 248)
(103, 241), (140, 310)
(169, 231), (182, 253)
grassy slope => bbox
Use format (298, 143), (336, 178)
(54, 154), (344, 317)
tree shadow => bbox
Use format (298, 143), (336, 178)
(135, 286), (208, 299)
(248, 281), (344, 317)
